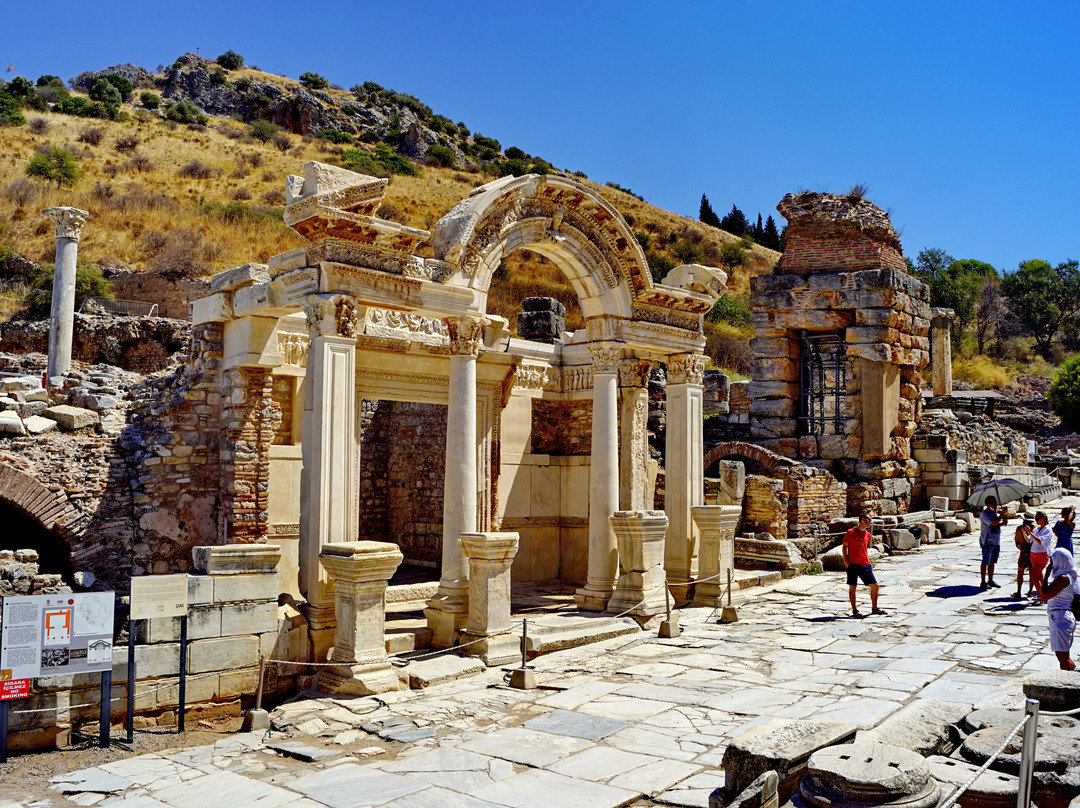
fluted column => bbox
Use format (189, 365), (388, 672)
(42, 207), (89, 381)
(664, 353), (706, 603)
(575, 342), (622, 611)
(618, 357), (653, 511)
(426, 316), (486, 648)
(299, 294), (361, 662)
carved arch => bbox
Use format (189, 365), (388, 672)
(702, 441), (800, 476)
(0, 462), (78, 535)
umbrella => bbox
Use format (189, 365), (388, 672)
(966, 478), (1031, 509)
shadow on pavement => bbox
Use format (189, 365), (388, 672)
(926, 584), (984, 598)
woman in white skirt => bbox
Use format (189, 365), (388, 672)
(1043, 547), (1078, 671)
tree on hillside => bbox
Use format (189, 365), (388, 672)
(913, 251), (997, 344)
(25, 147), (83, 189)
(762, 215), (781, 251)
(752, 213), (764, 242)
(975, 274), (1005, 354)
(699, 194), (721, 228)
(1001, 259), (1080, 359)
(914, 247), (954, 280)
(719, 204), (748, 237)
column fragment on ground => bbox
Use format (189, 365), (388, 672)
(664, 353), (706, 602)
(931, 308), (954, 397)
(299, 294), (361, 661)
(42, 207), (89, 381)
(691, 505), (743, 607)
(426, 316), (486, 648)
(458, 531), (520, 666)
(314, 541), (402, 696)
(607, 510), (669, 623)
(575, 342), (622, 611)
(618, 357), (653, 511)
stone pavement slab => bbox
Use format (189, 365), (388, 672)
(459, 726), (595, 767)
(523, 708), (630, 740)
(151, 770), (298, 808)
(470, 768), (638, 808)
(288, 763), (429, 807)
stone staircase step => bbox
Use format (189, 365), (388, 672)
(522, 614), (640, 658)
(385, 626), (433, 655)
(403, 655), (485, 689)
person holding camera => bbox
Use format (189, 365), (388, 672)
(1031, 510), (1055, 600)
(979, 496), (1008, 590)
(1054, 506), (1076, 556)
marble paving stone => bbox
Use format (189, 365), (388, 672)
(835, 657), (890, 671)
(379, 787), (504, 808)
(459, 727), (594, 767)
(606, 726), (703, 761)
(470, 768), (637, 808)
(806, 696), (902, 729)
(616, 662), (696, 677)
(535, 681), (623, 710)
(288, 763), (428, 808)
(524, 709), (631, 740)
(881, 657), (956, 676)
(383, 747), (515, 791)
(706, 687), (803, 714)
(610, 759), (703, 796)
(549, 746), (661, 780)
(98, 798), (174, 808)
(151, 771), (297, 808)
(266, 741), (344, 762)
(52, 770), (133, 794)
(651, 770), (727, 808)
(575, 694), (674, 721)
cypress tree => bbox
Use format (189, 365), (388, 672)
(699, 194), (721, 228)
(719, 204), (749, 237)
(763, 215), (781, 251)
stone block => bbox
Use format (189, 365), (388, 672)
(0, 410), (26, 435)
(110, 643), (182, 681)
(83, 394), (118, 411)
(187, 574), (214, 605)
(210, 263), (270, 295)
(522, 296), (567, 315)
(883, 529), (919, 550)
(136, 605), (222, 644)
(23, 415), (57, 434)
(929, 496), (950, 511)
(12, 399), (46, 418)
(723, 719), (857, 804)
(193, 544), (282, 575)
(1023, 670), (1080, 712)
(220, 601), (279, 636)
(856, 699), (969, 756)
(734, 538), (804, 568)
(211, 572), (279, 603)
(42, 405), (98, 431)
(191, 292), (233, 326)
(219, 666), (260, 699)
(187, 635), (259, 674)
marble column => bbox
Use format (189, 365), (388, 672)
(664, 353), (706, 603)
(426, 316), (486, 648)
(575, 342), (622, 611)
(618, 357), (653, 511)
(606, 510), (669, 623)
(691, 505), (743, 607)
(42, 207), (89, 381)
(299, 295), (361, 662)
(459, 531), (520, 666)
(931, 308), (954, 397)
(313, 541), (403, 696)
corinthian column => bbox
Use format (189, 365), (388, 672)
(42, 207), (89, 381)
(618, 356), (653, 510)
(299, 294), (361, 662)
(664, 353), (706, 603)
(426, 316), (486, 648)
(575, 341), (622, 611)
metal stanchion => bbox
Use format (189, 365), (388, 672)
(98, 669), (112, 748)
(177, 614), (187, 733)
(1016, 698), (1039, 808)
(659, 582), (680, 638)
(0, 700), (9, 763)
(240, 654), (270, 732)
(126, 620), (136, 743)
(721, 568), (739, 623)
(508, 618), (536, 689)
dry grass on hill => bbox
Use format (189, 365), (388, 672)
(0, 102), (778, 345)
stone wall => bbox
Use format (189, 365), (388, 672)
(108, 270), (210, 321)
(744, 475), (788, 539)
(0, 548), (71, 597)
(532, 399), (593, 455)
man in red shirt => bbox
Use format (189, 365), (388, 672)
(842, 514), (884, 618)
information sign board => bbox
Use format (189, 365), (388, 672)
(130, 575), (189, 620)
(0, 678), (29, 701)
(0, 592), (115, 680)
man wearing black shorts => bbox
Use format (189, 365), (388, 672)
(843, 514), (883, 618)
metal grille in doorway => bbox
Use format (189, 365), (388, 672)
(797, 331), (846, 436)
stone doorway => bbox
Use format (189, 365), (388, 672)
(0, 500), (75, 583)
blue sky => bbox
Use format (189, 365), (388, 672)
(5, 1), (1077, 274)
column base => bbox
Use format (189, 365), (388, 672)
(424, 604), (468, 649)
(574, 582), (614, 612)
(666, 578), (694, 606)
(458, 631), (521, 667)
(607, 584), (668, 620)
(314, 661), (400, 696)
(693, 581), (748, 609)
(299, 602), (337, 664)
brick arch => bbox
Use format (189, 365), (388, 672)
(703, 441), (799, 476)
(0, 462), (78, 537)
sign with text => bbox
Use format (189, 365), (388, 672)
(0, 593), (115, 680)
(130, 575), (189, 620)
(0, 678), (29, 701)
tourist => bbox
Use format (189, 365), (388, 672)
(842, 514), (883, 618)
(1014, 516), (1035, 599)
(1030, 510), (1055, 599)
(1054, 506), (1075, 555)
(979, 497), (1008, 590)
(1042, 547), (1078, 671)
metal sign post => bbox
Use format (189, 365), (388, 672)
(99, 668), (112, 748)
(0, 699), (8, 764)
(129, 575), (188, 735)
(178, 613), (187, 733)
(126, 621), (136, 743)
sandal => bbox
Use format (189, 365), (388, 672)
(851, 610), (864, 618)
(871, 608), (887, 615)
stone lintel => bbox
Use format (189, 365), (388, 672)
(210, 263), (270, 295)
(192, 544), (281, 575)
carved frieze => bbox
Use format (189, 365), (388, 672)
(563, 366), (593, 392)
(365, 308), (449, 347)
(302, 294), (362, 338)
(667, 353), (707, 386)
(511, 364), (562, 392)
(630, 302), (702, 332)
(277, 332), (310, 366)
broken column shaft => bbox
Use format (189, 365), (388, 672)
(42, 207), (90, 381)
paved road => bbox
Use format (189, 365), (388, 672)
(28, 498), (1078, 808)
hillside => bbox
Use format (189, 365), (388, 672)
(0, 55), (779, 369)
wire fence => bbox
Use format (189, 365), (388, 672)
(79, 297), (158, 317)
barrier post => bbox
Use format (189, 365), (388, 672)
(126, 622), (136, 743)
(1016, 698), (1039, 808)
(99, 669), (111, 748)
(0, 700), (9, 763)
(177, 614), (188, 733)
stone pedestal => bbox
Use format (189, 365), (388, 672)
(931, 308), (954, 397)
(576, 343), (621, 611)
(664, 354), (706, 602)
(458, 532), (520, 666)
(427, 317), (485, 647)
(42, 207), (89, 380)
(313, 541), (402, 696)
(607, 510), (669, 622)
(692, 505), (742, 607)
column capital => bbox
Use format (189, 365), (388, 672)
(588, 341), (622, 374)
(43, 207), (89, 243)
(303, 294), (362, 338)
(445, 316), (488, 356)
(667, 353), (707, 385)
(617, 356), (653, 389)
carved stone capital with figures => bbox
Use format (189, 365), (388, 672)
(667, 353), (706, 386)
(588, 342), (623, 375)
(303, 294), (362, 339)
(445, 316), (488, 357)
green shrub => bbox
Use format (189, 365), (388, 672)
(647, 252), (677, 283)
(5, 76), (33, 98)
(100, 73), (132, 101)
(0, 92), (25, 126)
(164, 99), (207, 124)
(216, 49), (245, 70)
(210, 68), (229, 85)
(234, 77), (251, 92)
(36, 75), (64, 88)
(706, 294), (752, 328)
(1049, 356), (1080, 427)
(248, 118), (279, 142)
(140, 91), (160, 109)
(674, 241), (706, 264)
(340, 103), (361, 117)
(24, 260), (111, 317)
(340, 145), (417, 177)
(718, 241), (748, 270)
(200, 201), (277, 225)
(473, 133), (500, 152)
(299, 72), (329, 89)
(56, 96), (112, 119)
(340, 148), (378, 174)
(316, 128), (353, 144)
(634, 231), (652, 251)
(25, 147), (83, 188)
(89, 77), (121, 104)
(374, 144), (416, 175)
(425, 144), (455, 168)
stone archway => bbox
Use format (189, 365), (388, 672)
(0, 462), (78, 580)
(703, 441), (799, 476)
